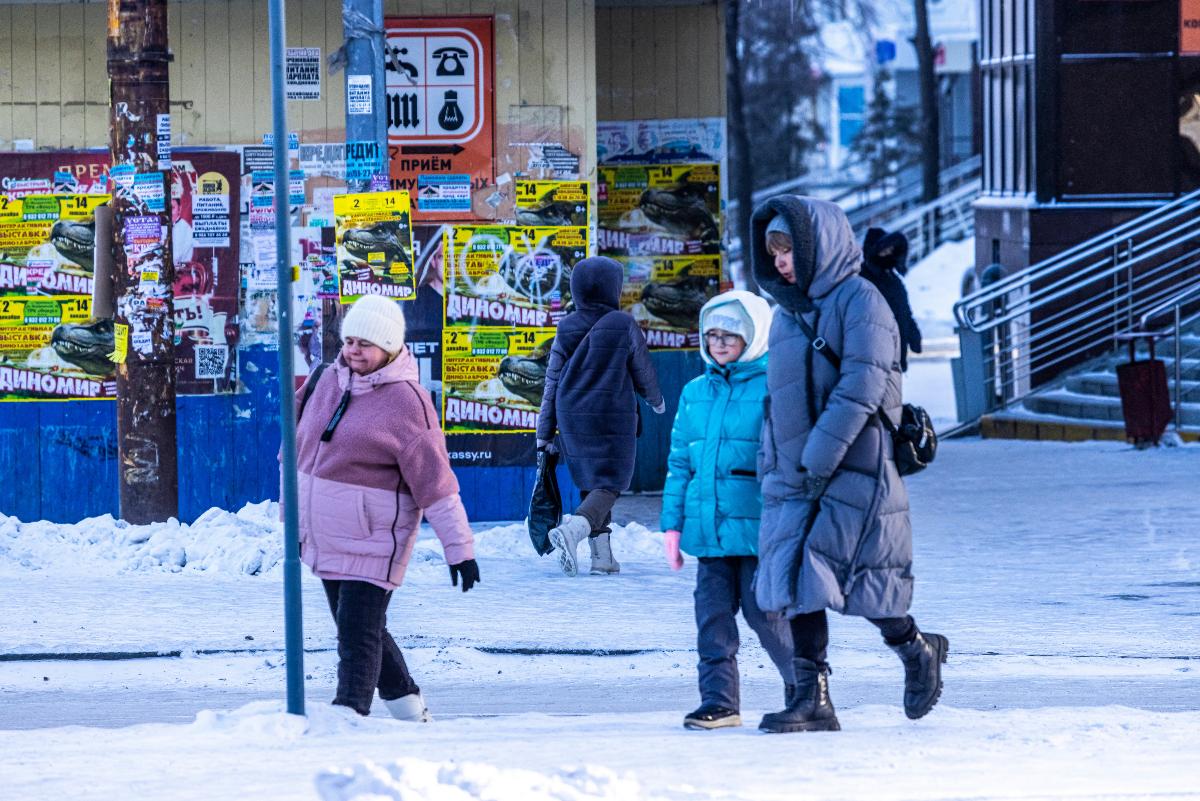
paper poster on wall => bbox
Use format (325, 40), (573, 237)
(0, 194), (109, 297)
(619, 255), (722, 350)
(417, 174), (472, 213)
(514, 181), (589, 228)
(285, 47), (322, 101)
(443, 226), (586, 329)
(441, 327), (554, 434)
(598, 163), (720, 256)
(385, 16), (495, 220)
(171, 152), (242, 394)
(598, 118), (726, 165)
(335, 190), (416, 303)
(0, 294), (116, 401)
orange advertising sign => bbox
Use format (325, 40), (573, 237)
(1184, 0), (1200, 54)
(385, 17), (495, 222)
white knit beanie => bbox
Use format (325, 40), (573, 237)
(340, 295), (407, 356)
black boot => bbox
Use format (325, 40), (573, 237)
(758, 658), (840, 733)
(890, 631), (949, 720)
(784, 683), (796, 707)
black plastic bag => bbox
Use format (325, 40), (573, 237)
(527, 450), (562, 555)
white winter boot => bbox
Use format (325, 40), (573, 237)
(384, 692), (431, 722)
(547, 514), (592, 577)
(588, 531), (621, 575)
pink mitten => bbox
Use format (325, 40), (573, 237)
(664, 530), (684, 571)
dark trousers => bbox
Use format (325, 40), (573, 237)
(695, 556), (796, 711)
(576, 488), (619, 535)
(789, 608), (917, 670)
(322, 579), (419, 715)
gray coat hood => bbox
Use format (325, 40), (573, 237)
(751, 196), (863, 313)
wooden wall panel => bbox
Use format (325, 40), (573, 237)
(596, 2), (726, 122)
(0, 5), (11, 146)
(227, 0), (257, 143)
(0, 0), (599, 183)
(35, 4), (61, 147)
(82, 2), (107, 148)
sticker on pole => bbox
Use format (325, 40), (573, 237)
(348, 75), (373, 115)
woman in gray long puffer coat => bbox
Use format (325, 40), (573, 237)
(750, 195), (948, 733)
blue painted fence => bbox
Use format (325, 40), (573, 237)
(0, 348), (702, 524)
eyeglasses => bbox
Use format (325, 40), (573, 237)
(704, 331), (743, 347)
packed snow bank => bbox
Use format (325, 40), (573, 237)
(0, 506), (666, 577)
(4, 700), (1200, 801)
(906, 237), (974, 343)
(316, 760), (646, 801)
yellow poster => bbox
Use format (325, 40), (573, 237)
(514, 180), (590, 228)
(443, 225), (587, 328)
(618, 255), (723, 350)
(597, 163), (720, 256)
(334, 190), (416, 304)
(0, 194), (110, 297)
(0, 294), (115, 401)
(441, 327), (556, 434)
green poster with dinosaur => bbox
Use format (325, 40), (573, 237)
(0, 194), (109, 297)
(334, 190), (416, 304)
(441, 327), (555, 434)
(0, 294), (116, 401)
(618, 255), (723, 350)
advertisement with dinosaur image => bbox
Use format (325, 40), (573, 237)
(597, 163), (720, 256)
(514, 181), (590, 228)
(441, 327), (554, 434)
(619, 255), (723, 350)
(443, 225), (587, 328)
(0, 294), (116, 401)
(0, 194), (109, 298)
(335, 191), (416, 304)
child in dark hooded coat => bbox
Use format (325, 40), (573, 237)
(537, 256), (666, 577)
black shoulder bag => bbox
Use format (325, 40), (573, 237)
(794, 317), (936, 477)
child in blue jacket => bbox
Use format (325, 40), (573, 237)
(661, 290), (794, 729)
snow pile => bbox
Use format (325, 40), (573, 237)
(0, 502), (283, 576)
(905, 237), (973, 343)
(0, 505), (669, 576)
(315, 760), (648, 801)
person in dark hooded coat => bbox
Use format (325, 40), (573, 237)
(750, 196), (948, 734)
(537, 256), (665, 577)
(860, 227), (922, 372)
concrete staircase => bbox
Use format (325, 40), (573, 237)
(981, 333), (1200, 442)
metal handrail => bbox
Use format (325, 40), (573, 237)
(955, 188), (1200, 331)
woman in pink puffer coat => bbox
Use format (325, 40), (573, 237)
(293, 294), (478, 720)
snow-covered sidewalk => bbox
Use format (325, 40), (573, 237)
(1, 439), (1198, 799)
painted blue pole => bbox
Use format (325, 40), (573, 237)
(342, 0), (387, 192)
(267, 0), (305, 716)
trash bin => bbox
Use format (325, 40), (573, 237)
(1116, 336), (1173, 446)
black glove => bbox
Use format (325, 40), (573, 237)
(797, 472), (829, 501)
(449, 559), (480, 592)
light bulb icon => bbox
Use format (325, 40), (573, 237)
(438, 91), (464, 132)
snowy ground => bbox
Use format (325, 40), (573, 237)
(2, 439), (1199, 799)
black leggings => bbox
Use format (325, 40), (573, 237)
(789, 609), (917, 670)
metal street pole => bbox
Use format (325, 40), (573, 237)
(107, 0), (178, 525)
(343, 0), (387, 193)
(268, 0), (305, 716)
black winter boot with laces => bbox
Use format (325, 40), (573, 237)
(889, 631), (949, 720)
(758, 658), (840, 733)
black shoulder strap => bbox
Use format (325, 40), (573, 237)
(793, 315), (897, 434)
(298, 362), (328, 422)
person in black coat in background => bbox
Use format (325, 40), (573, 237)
(860, 228), (922, 372)
(537, 257), (666, 577)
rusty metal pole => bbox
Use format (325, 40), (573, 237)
(108, 0), (178, 524)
